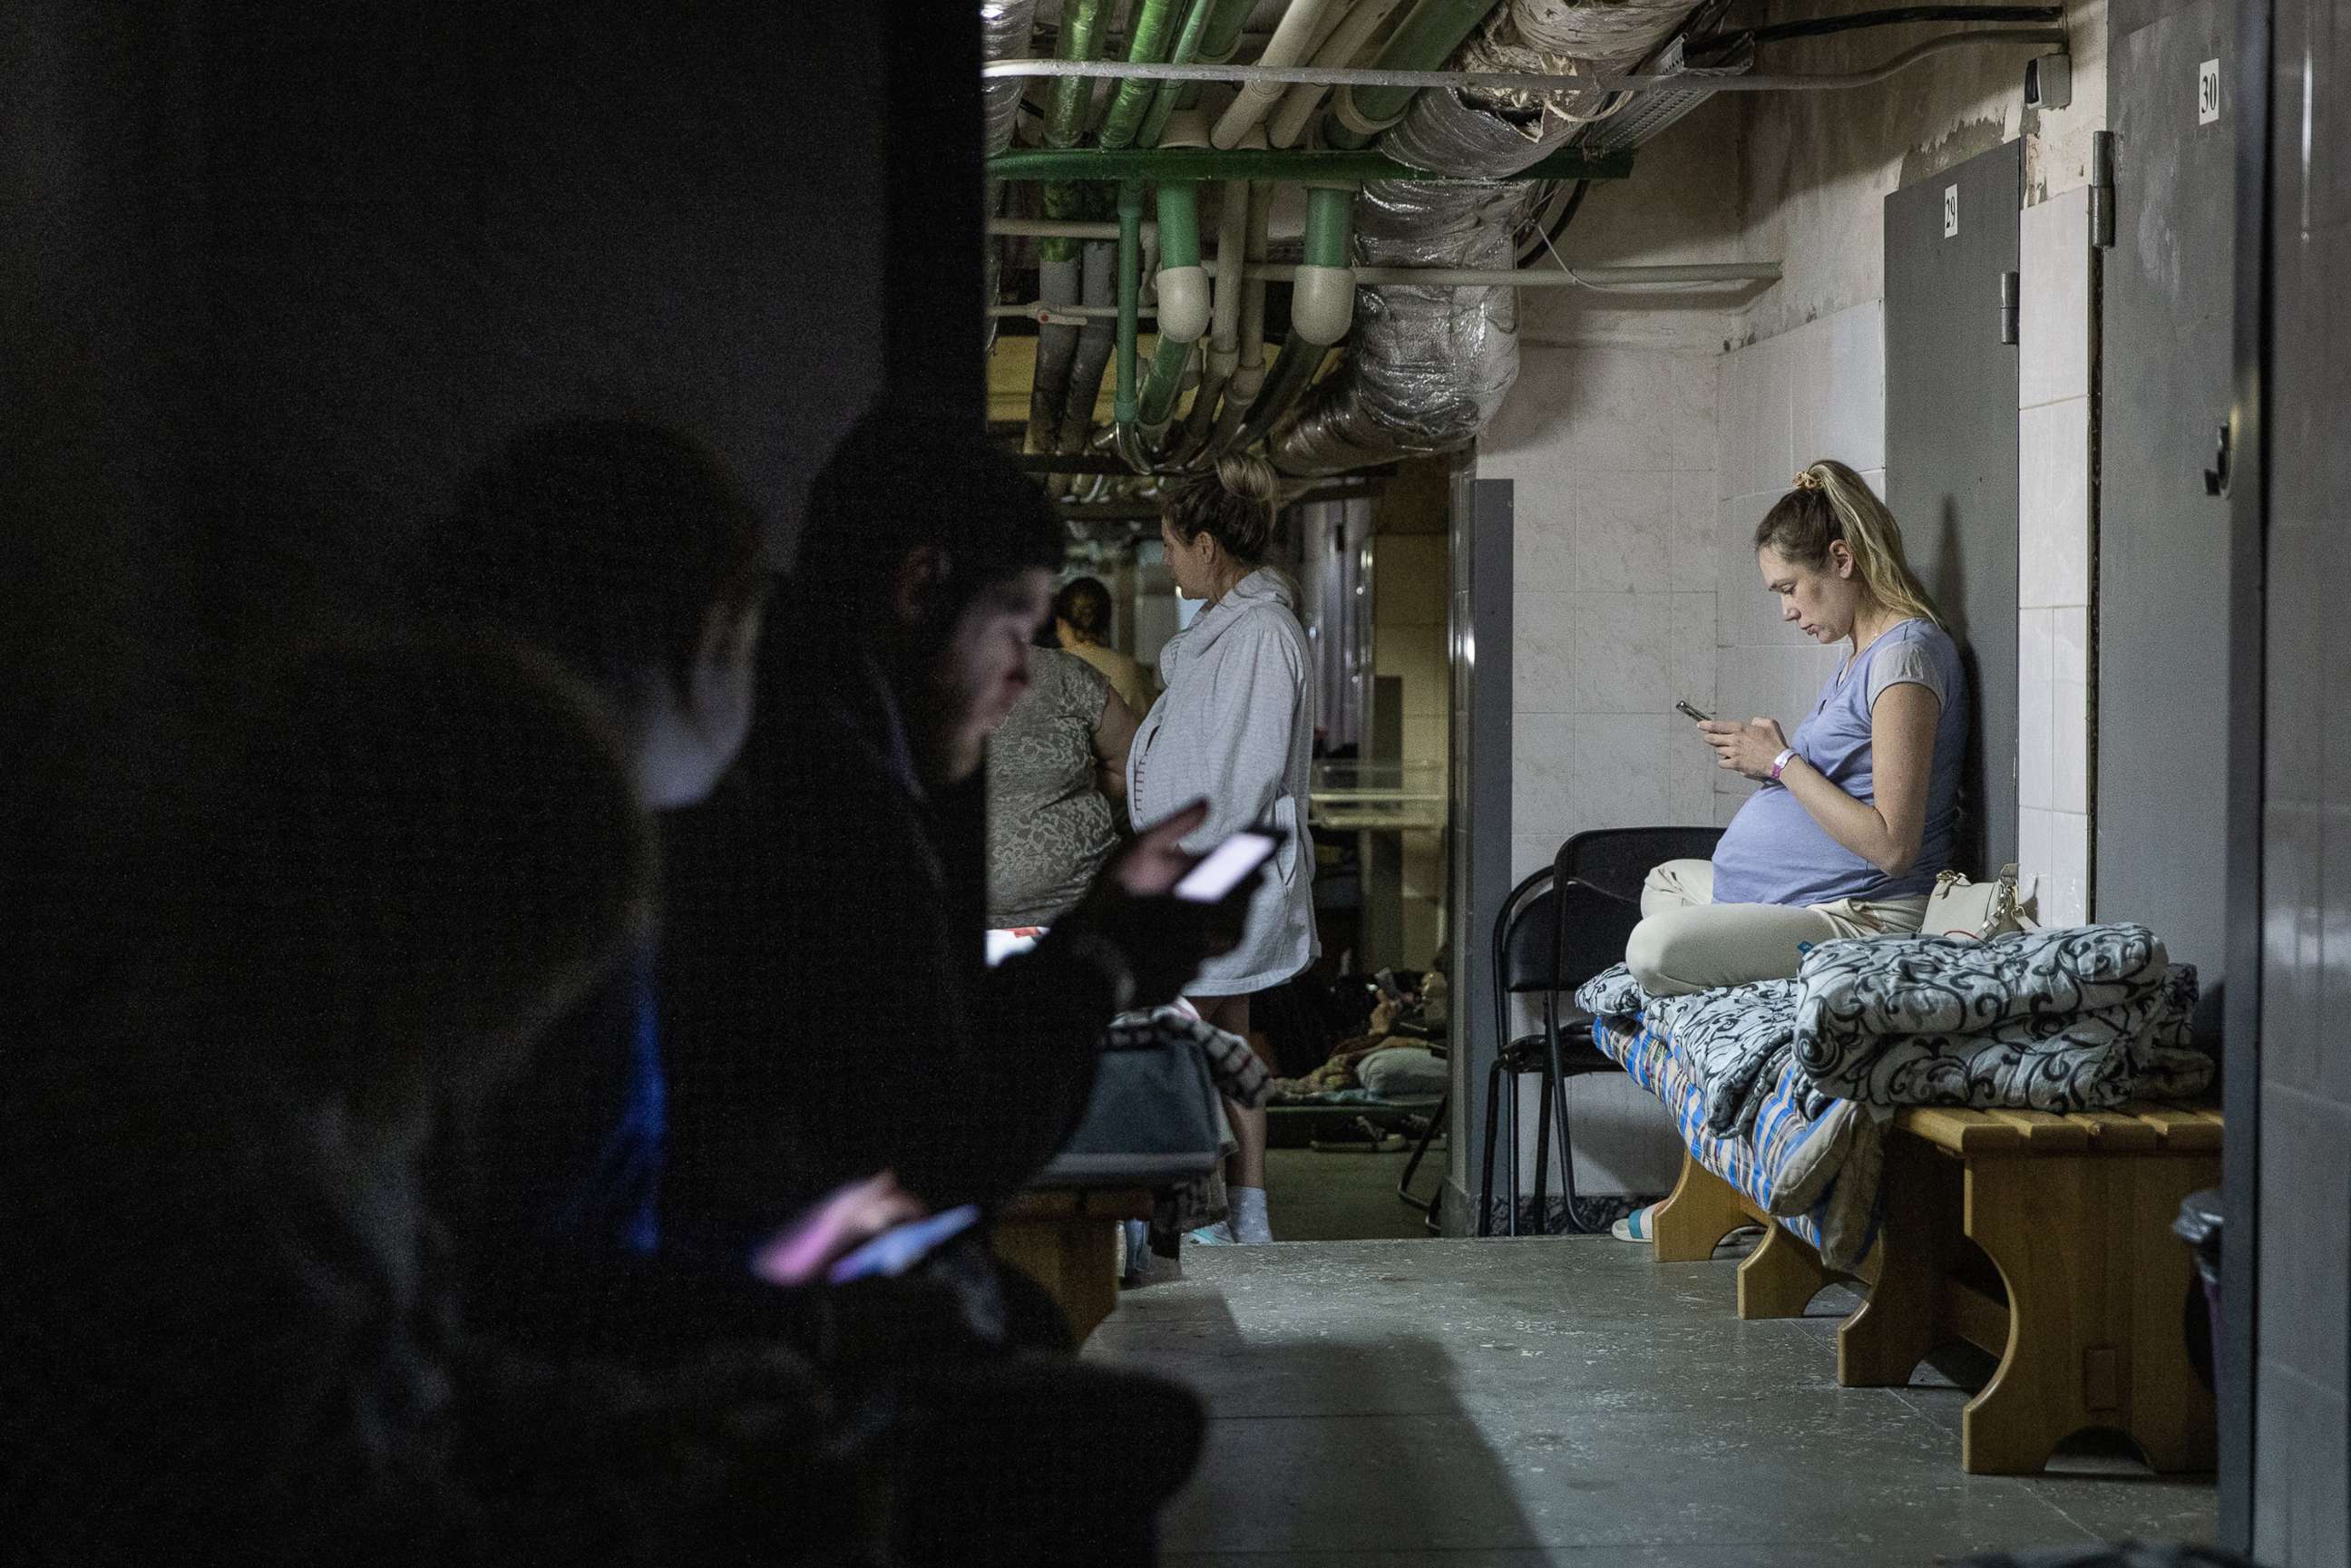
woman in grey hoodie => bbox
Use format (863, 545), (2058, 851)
(1127, 454), (1318, 1244)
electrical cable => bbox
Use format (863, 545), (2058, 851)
(1701, 5), (2061, 47)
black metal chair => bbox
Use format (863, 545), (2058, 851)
(1477, 825), (1726, 1236)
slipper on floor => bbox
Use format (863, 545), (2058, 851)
(1611, 1205), (1655, 1242)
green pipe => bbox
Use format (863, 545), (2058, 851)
(1172, 0), (1261, 112)
(1137, 181), (1205, 428)
(1099, 0), (1183, 151)
(1115, 180), (1145, 428)
(1040, 0), (1110, 265)
(1156, 180), (1202, 269)
(990, 144), (1634, 182)
(1043, 0), (1111, 147)
(1302, 184), (1352, 267)
(1136, 337), (1195, 429)
(1322, 0), (1500, 151)
(1137, 0), (1215, 151)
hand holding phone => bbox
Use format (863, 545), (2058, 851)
(1171, 829), (1281, 903)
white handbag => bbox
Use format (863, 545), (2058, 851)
(1922, 863), (2039, 940)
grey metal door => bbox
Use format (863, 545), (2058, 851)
(1886, 142), (2024, 874)
(2099, 0), (2238, 981)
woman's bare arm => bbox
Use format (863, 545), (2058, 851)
(1701, 683), (1940, 877)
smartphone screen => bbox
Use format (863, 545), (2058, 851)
(824, 1204), (983, 1285)
(1173, 831), (1278, 903)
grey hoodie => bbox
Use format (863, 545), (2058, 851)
(1127, 569), (1319, 995)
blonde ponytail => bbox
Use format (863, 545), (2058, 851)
(1757, 459), (1942, 628)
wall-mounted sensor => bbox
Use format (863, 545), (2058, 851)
(2024, 53), (2073, 112)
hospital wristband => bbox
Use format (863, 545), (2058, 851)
(1770, 748), (1797, 782)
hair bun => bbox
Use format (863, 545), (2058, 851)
(1790, 467), (1825, 492)
(1215, 453), (1283, 509)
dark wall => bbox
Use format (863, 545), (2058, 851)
(4, 2), (981, 1018)
(2249, 0), (2351, 1544)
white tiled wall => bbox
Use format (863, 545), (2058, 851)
(1482, 344), (1721, 890)
(1482, 342), (1720, 1205)
(1712, 303), (1886, 823)
(2015, 188), (2094, 924)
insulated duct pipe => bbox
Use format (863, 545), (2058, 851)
(1113, 180), (1147, 463)
(1212, 0), (1346, 149)
(981, 1), (1039, 353)
(1029, 0), (1109, 454)
(1324, 0), (1505, 148)
(1055, 238), (1119, 466)
(1100, 0), (1185, 150)
(1269, 0), (1408, 147)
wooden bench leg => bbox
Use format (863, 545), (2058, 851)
(1960, 1154), (2112, 1475)
(1839, 1133), (1952, 1388)
(1651, 1148), (1754, 1262)
(991, 1189), (1154, 1346)
(1737, 1219), (1839, 1320)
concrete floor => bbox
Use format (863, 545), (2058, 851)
(1264, 1146), (1436, 1242)
(1090, 1237), (2218, 1567)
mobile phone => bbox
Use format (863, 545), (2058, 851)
(824, 1204), (983, 1284)
(1173, 830), (1280, 903)
(1674, 699), (1713, 723)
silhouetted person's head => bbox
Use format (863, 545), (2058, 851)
(180, 637), (655, 1127)
(1053, 576), (1114, 648)
(795, 403), (1063, 785)
(430, 420), (769, 809)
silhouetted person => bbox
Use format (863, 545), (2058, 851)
(2, 638), (877, 1566)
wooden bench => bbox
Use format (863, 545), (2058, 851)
(991, 1186), (1155, 1344)
(1649, 1100), (2223, 1475)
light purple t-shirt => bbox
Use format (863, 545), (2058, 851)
(1709, 618), (1969, 907)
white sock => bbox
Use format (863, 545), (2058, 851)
(1228, 1185), (1273, 1244)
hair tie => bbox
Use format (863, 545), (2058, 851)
(1790, 469), (1824, 492)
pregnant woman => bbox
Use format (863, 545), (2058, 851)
(1614, 459), (1971, 1241)
(1632, 458), (1972, 996)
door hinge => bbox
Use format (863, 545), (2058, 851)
(2000, 270), (2020, 346)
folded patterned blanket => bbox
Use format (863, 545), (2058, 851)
(1793, 924), (2213, 1113)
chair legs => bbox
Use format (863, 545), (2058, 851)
(1543, 1020), (1588, 1233)
(1397, 1092), (1448, 1221)
(1530, 1073), (1554, 1225)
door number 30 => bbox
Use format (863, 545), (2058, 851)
(2199, 59), (2220, 125)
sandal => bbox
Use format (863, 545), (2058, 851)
(1611, 1203), (1656, 1242)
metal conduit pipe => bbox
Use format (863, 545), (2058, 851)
(1100, 0), (1185, 151)
(1269, 0), (1407, 147)
(1224, 183), (1357, 456)
(1166, 0), (1262, 115)
(986, 143), (1632, 181)
(986, 30), (2073, 94)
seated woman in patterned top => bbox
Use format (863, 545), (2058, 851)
(986, 635), (1139, 930)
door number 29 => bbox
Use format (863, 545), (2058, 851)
(2199, 58), (2220, 125)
